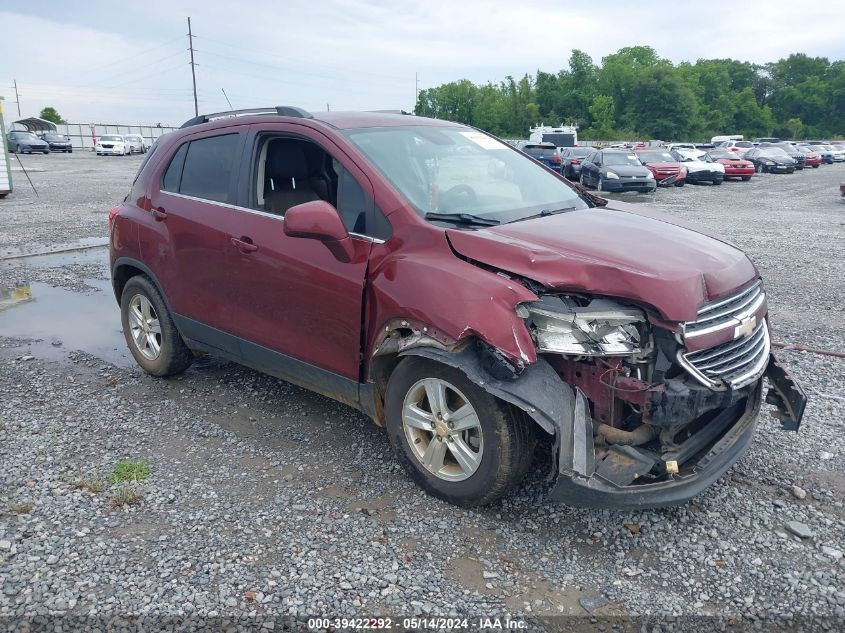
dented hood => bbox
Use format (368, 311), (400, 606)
(446, 201), (758, 322)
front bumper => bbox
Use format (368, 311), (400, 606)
(602, 177), (656, 192)
(97, 146), (124, 154)
(685, 170), (724, 183)
(549, 353), (805, 509)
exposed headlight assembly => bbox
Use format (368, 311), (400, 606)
(604, 170), (619, 179)
(519, 297), (647, 356)
(645, 171), (655, 179)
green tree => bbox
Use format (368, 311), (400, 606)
(39, 107), (65, 124)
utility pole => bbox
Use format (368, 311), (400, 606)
(326, 103), (330, 112)
(187, 17), (198, 117)
(415, 72), (419, 109)
(12, 80), (21, 117)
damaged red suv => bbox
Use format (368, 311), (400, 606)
(110, 107), (806, 508)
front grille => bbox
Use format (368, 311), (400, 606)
(681, 319), (770, 389)
(683, 281), (765, 339)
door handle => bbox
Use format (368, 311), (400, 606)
(231, 236), (258, 253)
(152, 207), (168, 220)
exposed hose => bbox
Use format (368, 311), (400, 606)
(596, 423), (656, 446)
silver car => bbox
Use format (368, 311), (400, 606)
(123, 134), (147, 154)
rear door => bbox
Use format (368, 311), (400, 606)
(142, 127), (246, 355)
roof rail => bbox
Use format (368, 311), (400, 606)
(179, 106), (313, 129)
(367, 109), (412, 115)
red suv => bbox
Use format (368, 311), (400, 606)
(109, 107), (805, 508)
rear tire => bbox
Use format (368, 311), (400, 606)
(712, 179), (722, 185)
(120, 276), (193, 377)
(385, 357), (534, 507)
(675, 180), (685, 187)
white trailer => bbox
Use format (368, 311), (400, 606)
(529, 124), (578, 150)
(0, 97), (12, 198)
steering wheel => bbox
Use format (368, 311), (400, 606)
(438, 184), (478, 210)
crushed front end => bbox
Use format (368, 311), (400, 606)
(520, 280), (807, 509)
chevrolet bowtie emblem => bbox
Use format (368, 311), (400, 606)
(735, 315), (757, 339)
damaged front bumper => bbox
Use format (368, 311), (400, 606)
(549, 353), (806, 509)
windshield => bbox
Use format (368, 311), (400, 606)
(17, 132), (39, 140)
(774, 143), (797, 154)
(346, 126), (587, 223)
(100, 135), (123, 141)
(637, 151), (674, 162)
(602, 153), (642, 166)
(570, 148), (592, 158)
(760, 148), (790, 158)
(708, 149), (737, 159)
(541, 133), (575, 147)
(44, 134), (65, 141)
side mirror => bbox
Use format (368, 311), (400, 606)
(283, 200), (355, 263)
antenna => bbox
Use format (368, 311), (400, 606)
(221, 88), (233, 109)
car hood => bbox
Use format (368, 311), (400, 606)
(446, 202), (758, 322)
(601, 165), (651, 178)
(762, 156), (794, 164)
(717, 158), (751, 166)
(641, 161), (682, 169)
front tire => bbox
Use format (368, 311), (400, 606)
(741, 176), (751, 181)
(385, 357), (534, 507)
(120, 276), (193, 377)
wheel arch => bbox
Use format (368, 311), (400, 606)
(112, 257), (174, 315)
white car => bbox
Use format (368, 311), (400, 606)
(671, 149), (725, 184)
(718, 140), (755, 155)
(821, 144), (845, 162)
(123, 134), (147, 154)
(95, 135), (131, 156)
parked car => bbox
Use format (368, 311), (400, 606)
(95, 135), (131, 156)
(559, 147), (593, 180)
(42, 133), (73, 153)
(797, 146), (822, 168)
(124, 134), (147, 154)
(666, 143), (697, 152)
(820, 144), (845, 162)
(517, 141), (562, 172)
(578, 149), (656, 193)
(717, 140), (755, 155)
(804, 144), (834, 164)
(6, 131), (49, 154)
(670, 149), (725, 185)
(634, 149), (687, 186)
(707, 149), (755, 181)
(760, 142), (805, 169)
(109, 106), (804, 509)
(743, 147), (796, 173)
(841, 181), (845, 197)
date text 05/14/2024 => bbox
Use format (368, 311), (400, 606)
(307, 617), (527, 630)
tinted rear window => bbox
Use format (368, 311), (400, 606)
(178, 134), (240, 203)
(524, 146), (557, 158)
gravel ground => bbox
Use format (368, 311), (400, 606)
(1, 152), (844, 631)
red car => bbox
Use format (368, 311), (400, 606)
(800, 149), (822, 168)
(109, 106), (805, 509)
(708, 149), (755, 180)
(634, 149), (687, 186)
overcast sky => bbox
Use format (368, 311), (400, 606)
(2, 0), (843, 127)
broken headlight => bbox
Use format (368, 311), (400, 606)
(519, 297), (646, 356)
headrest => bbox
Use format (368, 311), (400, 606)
(268, 142), (310, 180)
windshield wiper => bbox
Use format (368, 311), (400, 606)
(506, 206), (578, 223)
(424, 212), (500, 226)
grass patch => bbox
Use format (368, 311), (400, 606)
(12, 501), (34, 514)
(74, 475), (104, 494)
(108, 460), (151, 484)
(108, 486), (142, 508)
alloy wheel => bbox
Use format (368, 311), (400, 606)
(127, 293), (162, 360)
(402, 378), (484, 482)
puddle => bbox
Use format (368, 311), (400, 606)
(0, 279), (132, 368)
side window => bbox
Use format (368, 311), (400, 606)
(161, 142), (187, 192)
(179, 133), (240, 203)
(336, 165), (392, 241)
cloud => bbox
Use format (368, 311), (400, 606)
(1, 1), (843, 126)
